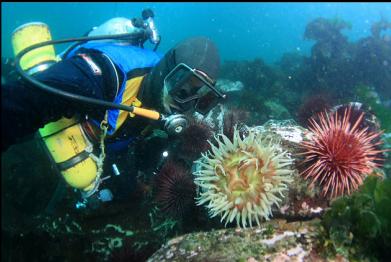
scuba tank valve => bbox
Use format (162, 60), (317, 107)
(142, 8), (160, 45)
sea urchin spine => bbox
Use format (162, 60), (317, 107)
(300, 106), (384, 199)
(154, 160), (196, 218)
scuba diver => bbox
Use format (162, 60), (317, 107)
(1, 9), (226, 209)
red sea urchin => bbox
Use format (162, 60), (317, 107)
(300, 106), (384, 199)
(153, 160), (196, 218)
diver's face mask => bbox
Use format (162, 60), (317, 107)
(164, 63), (226, 115)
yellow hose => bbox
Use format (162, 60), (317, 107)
(131, 107), (161, 120)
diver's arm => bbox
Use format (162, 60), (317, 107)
(1, 78), (62, 151)
(1, 55), (109, 152)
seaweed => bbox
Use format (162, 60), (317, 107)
(322, 176), (391, 261)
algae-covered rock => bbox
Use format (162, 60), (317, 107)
(148, 219), (328, 262)
(216, 79), (244, 93)
(194, 104), (227, 133)
(264, 100), (291, 119)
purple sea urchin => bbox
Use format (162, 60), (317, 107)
(154, 160), (196, 218)
(179, 121), (213, 161)
(194, 127), (294, 228)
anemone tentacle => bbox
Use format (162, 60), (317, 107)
(194, 126), (294, 228)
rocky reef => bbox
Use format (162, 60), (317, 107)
(148, 219), (325, 262)
(150, 175), (391, 262)
(2, 115), (389, 262)
(2, 16), (391, 262)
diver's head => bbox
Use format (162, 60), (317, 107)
(141, 36), (225, 115)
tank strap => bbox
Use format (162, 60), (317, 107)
(56, 121), (97, 171)
(57, 150), (91, 171)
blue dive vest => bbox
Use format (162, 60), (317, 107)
(66, 42), (162, 135)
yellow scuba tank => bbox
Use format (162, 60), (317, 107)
(12, 22), (103, 193)
(38, 118), (101, 192)
(12, 22), (58, 75)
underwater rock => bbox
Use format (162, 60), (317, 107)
(194, 104), (227, 133)
(194, 104), (254, 135)
(27, 213), (137, 261)
(264, 99), (291, 119)
(215, 78), (244, 93)
(244, 120), (329, 220)
(221, 107), (251, 141)
(12, 202), (160, 262)
(148, 219), (329, 262)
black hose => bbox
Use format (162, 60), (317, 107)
(14, 32), (148, 113)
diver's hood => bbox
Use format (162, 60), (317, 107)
(139, 36), (220, 114)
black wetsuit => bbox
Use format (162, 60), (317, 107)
(1, 51), (118, 152)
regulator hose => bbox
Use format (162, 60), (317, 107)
(14, 32), (152, 114)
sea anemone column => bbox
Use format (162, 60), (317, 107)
(194, 127), (294, 228)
